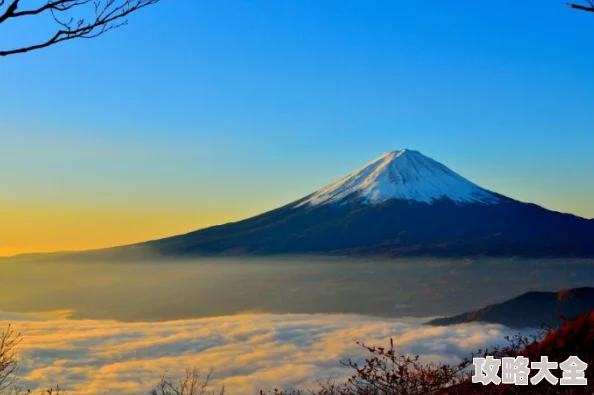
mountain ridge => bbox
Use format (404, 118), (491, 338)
(425, 287), (594, 328)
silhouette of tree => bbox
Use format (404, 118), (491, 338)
(0, 0), (162, 56)
(150, 368), (226, 395)
(567, 0), (594, 13)
(0, 325), (19, 394)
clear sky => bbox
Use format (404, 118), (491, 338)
(1, 0), (593, 256)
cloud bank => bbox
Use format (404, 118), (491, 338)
(1, 312), (521, 394)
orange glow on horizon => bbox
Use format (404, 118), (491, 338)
(0, 202), (260, 257)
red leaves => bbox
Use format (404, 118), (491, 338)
(266, 311), (594, 394)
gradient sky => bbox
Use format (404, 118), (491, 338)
(1, 0), (593, 256)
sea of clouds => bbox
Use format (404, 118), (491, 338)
(1, 312), (522, 394)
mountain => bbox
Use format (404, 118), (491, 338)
(129, 149), (593, 258)
(425, 287), (594, 328)
(10, 149), (594, 260)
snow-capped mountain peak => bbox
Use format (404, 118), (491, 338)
(296, 149), (501, 207)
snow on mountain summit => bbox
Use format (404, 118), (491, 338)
(296, 149), (501, 207)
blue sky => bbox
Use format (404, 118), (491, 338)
(1, 0), (593, 254)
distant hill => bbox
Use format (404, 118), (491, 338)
(425, 287), (594, 328)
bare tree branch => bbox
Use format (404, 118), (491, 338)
(567, 1), (594, 13)
(0, 324), (20, 393)
(150, 368), (226, 395)
(0, 0), (162, 56)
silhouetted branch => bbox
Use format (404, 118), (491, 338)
(150, 368), (226, 395)
(0, 324), (20, 393)
(567, 1), (594, 13)
(0, 0), (162, 56)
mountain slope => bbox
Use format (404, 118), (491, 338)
(134, 149), (594, 258)
(425, 287), (594, 328)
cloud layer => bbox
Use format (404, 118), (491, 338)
(1, 312), (521, 394)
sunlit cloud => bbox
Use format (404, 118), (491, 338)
(1, 312), (523, 394)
